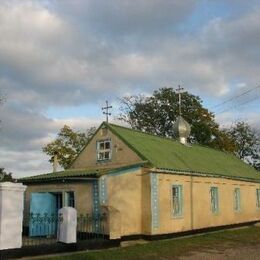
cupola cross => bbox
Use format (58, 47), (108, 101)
(102, 101), (112, 123)
(175, 85), (184, 116)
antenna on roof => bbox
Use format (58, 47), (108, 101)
(102, 101), (112, 123)
(175, 85), (184, 116)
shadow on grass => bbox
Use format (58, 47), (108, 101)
(43, 226), (260, 260)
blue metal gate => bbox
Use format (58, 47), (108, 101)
(29, 193), (58, 237)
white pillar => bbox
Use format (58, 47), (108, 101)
(180, 137), (187, 145)
(58, 207), (77, 243)
(0, 182), (27, 250)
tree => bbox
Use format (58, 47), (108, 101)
(226, 121), (260, 170)
(42, 125), (96, 169)
(118, 87), (235, 152)
(0, 168), (15, 182)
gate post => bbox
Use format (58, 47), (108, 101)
(58, 207), (77, 243)
(0, 182), (27, 250)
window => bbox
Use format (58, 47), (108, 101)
(97, 139), (112, 161)
(210, 187), (219, 213)
(234, 188), (241, 212)
(172, 185), (183, 217)
(64, 192), (75, 207)
(257, 189), (260, 209)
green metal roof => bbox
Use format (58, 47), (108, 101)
(19, 168), (101, 183)
(19, 163), (145, 183)
(106, 123), (260, 182)
(20, 122), (260, 183)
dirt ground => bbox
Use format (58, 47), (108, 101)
(180, 244), (260, 260)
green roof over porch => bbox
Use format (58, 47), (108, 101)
(19, 163), (145, 183)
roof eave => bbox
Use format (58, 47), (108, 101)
(152, 167), (260, 183)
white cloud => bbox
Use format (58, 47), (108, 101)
(1, 0), (260, 176)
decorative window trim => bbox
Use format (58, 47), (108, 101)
(99, 176), (108, 205)
(256, 189), (260, 210)
(171, 185), (183, 218)
(210, 187), (219, 214)
(151, 173), (159, 230)
(96, 139), (112, 162)
(234, 188), (241, 213)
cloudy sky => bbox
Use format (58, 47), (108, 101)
(0, 0), (260, 177)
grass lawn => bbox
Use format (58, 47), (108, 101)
(45, 226), (260, 260)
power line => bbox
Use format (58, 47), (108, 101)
(210, 85), (260, 109)
(215, 94), (260, 115)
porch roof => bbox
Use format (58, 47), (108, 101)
(19, 162), (145, 183)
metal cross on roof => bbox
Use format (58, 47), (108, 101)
(175, 85), (184, 116)
(102, 101), (112, 123)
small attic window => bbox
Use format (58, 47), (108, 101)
(97, 139), (112, 161)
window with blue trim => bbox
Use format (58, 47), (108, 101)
(97, 139), (111, 161)
(210, 187), (219, 213)
(172, 185), (183, 217)
(257, 189), (260, 209)
(234, 188), (241, 212)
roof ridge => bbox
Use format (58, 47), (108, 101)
(107, 122), (180, 143)
(107, 122), (235, 156)
(105, 122), (150, 162)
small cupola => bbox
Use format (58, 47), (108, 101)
(173, 116), (191, 145)
(173, 85), (191, 145)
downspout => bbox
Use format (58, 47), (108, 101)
(190, 175), (194, 230)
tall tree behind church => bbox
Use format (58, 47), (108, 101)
(225, 121), (260, 170)
(42, 125), (96, 169)
(118, 87), (235, 152)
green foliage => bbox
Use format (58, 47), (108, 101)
(226, 121), (260, 170)
(42, 125), (96, 169)
(0, 168), (15, 182)
(118, 87), (235, 152)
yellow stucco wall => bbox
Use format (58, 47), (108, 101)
(106, 167), (144, 237)
(154, 173), (260, 235)
(70, 127), (143, 169)
(23, 170), (260, 238)
(24, 182), (93, 216)
(141, 172), (152, 235)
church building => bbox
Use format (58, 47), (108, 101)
(21, 118), (260, 239)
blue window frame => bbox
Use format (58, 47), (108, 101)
(210, 187), (219, 214)
(172, 185), (183, 217)
(234, 188), (241, 212)
(96, 139), (112, 161)
(257, 189), (260, 209)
